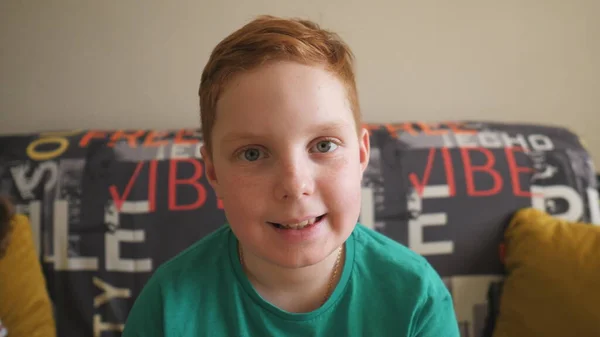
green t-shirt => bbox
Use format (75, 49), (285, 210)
(122, 224), (460, 336)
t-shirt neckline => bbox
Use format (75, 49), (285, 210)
(228, 226), (356, 321)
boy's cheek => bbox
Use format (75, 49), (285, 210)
(318, 172), (362, 202)
(219, 172), (269, 200)
(320, 155), (361, 182)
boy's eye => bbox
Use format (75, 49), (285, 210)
(313, 140), (338, 153)
(240, 148), (262, 161)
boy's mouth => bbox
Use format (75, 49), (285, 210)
(268, 214), (326, 230)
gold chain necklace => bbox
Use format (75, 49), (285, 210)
(238, 245), (343, 305)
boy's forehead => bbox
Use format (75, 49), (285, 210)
(219, 121), (354, 144)
(213, 62), (356, 141)
(217, 62), (345, 108)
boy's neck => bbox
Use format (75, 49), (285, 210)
(239, 244), (345, 313)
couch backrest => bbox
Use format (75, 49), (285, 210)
(1, 121), (598, 337)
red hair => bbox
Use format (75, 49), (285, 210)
(198, 15), (361, 154)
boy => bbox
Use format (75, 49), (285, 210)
(122, 15), (459, 336)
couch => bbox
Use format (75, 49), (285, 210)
(1, 121), (598, 337)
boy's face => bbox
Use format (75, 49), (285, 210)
(202, 61), (369, 268)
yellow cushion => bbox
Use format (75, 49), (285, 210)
(0, 214), (56, 337)
(492, 208), (600, 337)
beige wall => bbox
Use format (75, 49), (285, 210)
(1, 0), (598, 166)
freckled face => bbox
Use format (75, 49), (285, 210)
(202, 61), (370, 268)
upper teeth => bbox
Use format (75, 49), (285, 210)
(280, 217), (317, 229)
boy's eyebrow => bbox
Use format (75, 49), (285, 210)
(220, 132), (263, 144)
(220, 122), (351, 144)
(316, 121), (351, 132)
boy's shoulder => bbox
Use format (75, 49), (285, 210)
(151, 225), (232, 282)
(353, 223), (428, 267)
(351, 225), (458, 335)
(352, 224), (446, 294)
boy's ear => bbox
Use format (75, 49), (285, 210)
(200, 145), (221, 198)
(358, 127), (370, 174)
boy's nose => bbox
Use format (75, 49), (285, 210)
(275, 161), (315, 201)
